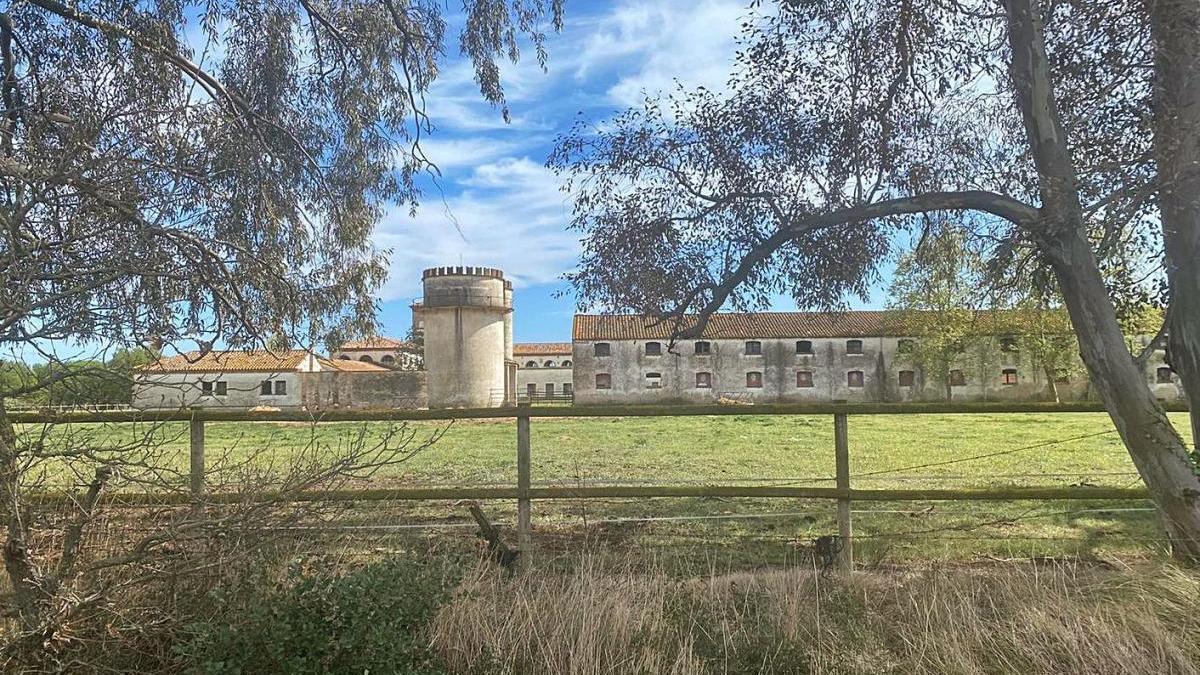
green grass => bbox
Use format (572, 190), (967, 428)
(20, 413), (1196, 562)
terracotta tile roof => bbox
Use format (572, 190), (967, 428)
(323, 358), (390, 372)
(572, 310), (1070, 341)
(513, 342), (573, 356)
(138, 350), (312, 373)
(338, 336), (416, 350)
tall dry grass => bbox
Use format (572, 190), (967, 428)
(431, 558), (1200, 674)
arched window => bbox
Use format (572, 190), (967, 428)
(796, 340), (813, 355)
(645, 342), (662, 356)
(562, 360), (572, 367)
(846, 340), (863, 355)
(525, 361), (538, 368)
(381, 355), (395, 366)
(847, 371), (864, 387)
(339, 355), (351, 360)
(1157, 367), (1174, 384)
(544, 360), (556, 368)
(358, 355), (373, 363)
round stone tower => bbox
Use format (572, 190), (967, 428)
(421, 266), (512, 408)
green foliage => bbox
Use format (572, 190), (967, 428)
(177, 557), (452, 675)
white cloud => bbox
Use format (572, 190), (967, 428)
(374, 157), (578, 301)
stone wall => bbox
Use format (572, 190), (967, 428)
(299, 370), (427, 410)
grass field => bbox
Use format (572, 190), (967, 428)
(23, 412), (1197, 563)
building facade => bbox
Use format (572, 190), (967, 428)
(570, 312), (1184, 405)
(333, 336), (422, 370)
(514, 342), (573, 401)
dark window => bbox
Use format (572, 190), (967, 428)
(696, 372), (712, 388)
(201, 381), (213, 395)
(846, 340), (863, 355)
(527, 383), (537, 397)
(745, 341), (762, 355)
(381, 355), (395, 365)
(847, 371), (864, 388)
(274, 380), (287, 396)
(694, 341), (711, 355)
(796, 371), (814, 388)
(595, 373), (612, 389)
(563, 383), (573, 395)
(260, 380), (273, 396)
(897, 339), (915, 354)
(562, 360), (572, 367)
(645, 342), (661, 356)
(1157, 367), (1174, 384)
(796, 340), (813, 355)
(359, 355), (373, 362)
(545, 383), (555, 396)
(215, 381), (227, 397)
(1001, 368), (1018, 385)
(525, 361), (538, 368)
(1000, 337), (1019, 353)
(339, 355), (351, 360)
(594, 343), (611, 357)
(544, 360), (556, 367)
(898, 370), (915, 387)
(950, 370), (967, 387)
(746, 371), (763, 388)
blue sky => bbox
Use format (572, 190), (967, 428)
(372, 0), (895, 343)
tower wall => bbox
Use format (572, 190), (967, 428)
(421, 266), (511, 408)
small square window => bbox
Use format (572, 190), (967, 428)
(201, 381), (213, 395)
(527, 383), (537, 397)
(1156, 367), (1174, 384)
(746, 371), (763, 388)
(563, 383), (573, 395)
(545, 383), (555, 396)
(950, 370), (966, 387)
(898, 370), (915, 387)
(847, 371), (864, 388)
(595, 343), (611, 357)
(215, 381), (227, 397)
(274, 380), (287, 396)
(645, 372), (663, 389)
(1000, 337), (1019, 353)
(694, 341), (711, 355)
(696, 372), (712, 388)
(595, 373), (612, 389)
(744, 341), (762, 356)
(846, 340), (863, 355)
(796, 340), (813, 355)
(645, 342), (662, 356)
(1001, 368), (1018, 385)
(260, 380), (273, 396)
(796, 371), (814, 388)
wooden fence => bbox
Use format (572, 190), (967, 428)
(12, 402), (1183, 572)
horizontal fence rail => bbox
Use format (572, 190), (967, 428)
(6, 400), (1190, 424)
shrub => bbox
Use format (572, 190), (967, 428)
(178, 556), (453, 675)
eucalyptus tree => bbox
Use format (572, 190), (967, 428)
(0, 0), (562, 647)
(550, 0), (1200, 558)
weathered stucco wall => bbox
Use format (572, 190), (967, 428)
(516, 367), (573, 398)
(133, 372), (302, 410)
(299, 371), (426, 409)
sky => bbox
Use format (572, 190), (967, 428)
(374, 0), (893, 344)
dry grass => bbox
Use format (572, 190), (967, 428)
(431, 559), (1200, 674)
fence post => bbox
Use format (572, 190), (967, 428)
(516, 413), (532, 573)
(834, 412), (853, 571)
(189, 416), (205, 497)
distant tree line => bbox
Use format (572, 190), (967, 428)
(0, 349), (156, 408)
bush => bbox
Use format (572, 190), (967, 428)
(178, 556), (453, 674)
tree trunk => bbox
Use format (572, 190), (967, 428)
(1006, 0), (1200, 559)
(0, 399), (41, 627)
(1151, 0), (1200, 452)
(1043, 366), (1060, 404)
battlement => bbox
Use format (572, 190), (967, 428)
(422, 266), (506, 280)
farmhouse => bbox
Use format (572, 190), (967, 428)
(514, 343), (573, 401)
(133, 349), (425, 410)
